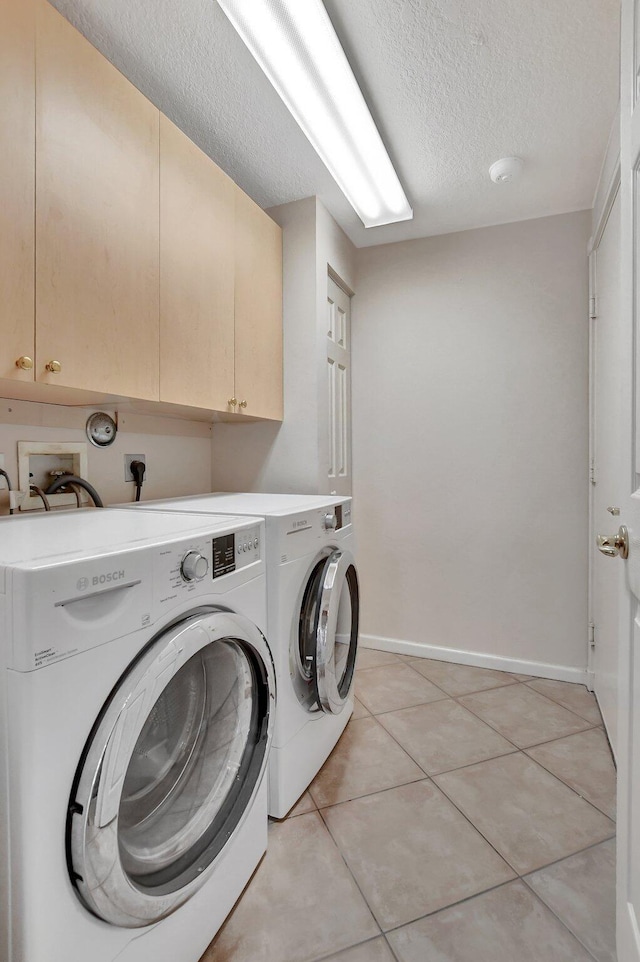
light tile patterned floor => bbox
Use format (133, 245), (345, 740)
(201, 651), (617, 962)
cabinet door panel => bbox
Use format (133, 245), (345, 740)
(35, 0), (159, 399)
(0, 0), (35, 382)
(160, 116), (234, 409)
(234, 190), (283, 420)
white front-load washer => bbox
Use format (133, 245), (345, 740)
(117, 494), (359, 818)
(0, 508), (274, 962)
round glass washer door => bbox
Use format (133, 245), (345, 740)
(298, 548), (359, 714)
(67, 609), (274, 928)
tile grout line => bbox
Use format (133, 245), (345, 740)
(306, 711), (428, 810)
(349, 698), (519, 784)
(521, 835), (616, 881)
(314, 788), (525, 950)
(318, 762), (525, 913)
(431, 755), (614, 880)
(521, 877), (604, 962)
(522, 742), (617, 821)
(425, 767), (527, 876)
(355, 665), (451, 713)
(378, 836), (614, 960)
(314, 805), (387, 940)
(309, 934), (390, 962)
(381, 875), (604, 962)
(310, 932), (403, 962)
(522, 679), (604, 726)
(379, 877), (547, 937)
(449, 683), (598, 751)
(400, 657), (529, 694)
(309, 771), (431, 821)
(518, 752), (618, 828)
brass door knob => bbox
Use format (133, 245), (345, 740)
(228, 397), (238, 407)
(597, 525), (629, 559)
(239, 399), (247, 409)
(45, 360), (62, 373)
(15, 355), (33, 371)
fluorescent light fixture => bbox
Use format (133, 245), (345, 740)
(216, 0), (413, 229)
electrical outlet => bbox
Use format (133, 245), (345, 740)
(125, 454), (146, 482)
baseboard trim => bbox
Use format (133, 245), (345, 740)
(360, 633), (588, 685)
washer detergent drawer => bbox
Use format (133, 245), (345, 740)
(8, 555), (152, 671)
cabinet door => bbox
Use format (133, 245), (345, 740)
(160, 116), (235, 410)
(0, 0), (35, 382)
(35, 0), (159, 399)
(234, 189), (283, 420)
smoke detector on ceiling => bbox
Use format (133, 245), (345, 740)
(489, 157), (523, 184)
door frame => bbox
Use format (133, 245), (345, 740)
(587, 115), (621, 694)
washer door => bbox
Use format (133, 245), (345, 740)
(299, 549), (359, 714)
(67, 609), (274, 928)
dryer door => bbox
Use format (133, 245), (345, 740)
(67, 609), (274, 928)
(299, 549), (359, 714)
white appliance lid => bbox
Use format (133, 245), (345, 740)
(0, 508), (258, 566)
(121, 492), (348, 517)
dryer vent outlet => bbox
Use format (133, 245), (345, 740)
(124, 454), (146, 482)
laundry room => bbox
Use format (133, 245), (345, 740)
(0, 0), (631, 961)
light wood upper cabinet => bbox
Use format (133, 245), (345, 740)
(0, 0), (35, 383)
(160, 116), (235, 410)
(234, 189), (283, 421)
(0, 1), (283, 419)
(35, 0), (160, 400)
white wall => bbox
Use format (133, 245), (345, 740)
(211, 197), (356, 494)
(353, 211), (591, 679)
(0, 399), (212, 511)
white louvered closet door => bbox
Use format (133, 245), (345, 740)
(327, 276), (352, 496)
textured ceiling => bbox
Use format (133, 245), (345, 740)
(49, 0), (620, 247)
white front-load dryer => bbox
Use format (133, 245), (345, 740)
(0, 508), (274, 962)
(116, 494), (359, 818)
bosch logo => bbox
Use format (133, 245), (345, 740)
(76, 577), (90, 592)
(92, 570), (126, 586)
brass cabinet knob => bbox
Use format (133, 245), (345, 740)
(45, 360), (62, 373)
(15, 355), (33, 371)
(239, 399), (247, 409)
(228, 397), (238, 407)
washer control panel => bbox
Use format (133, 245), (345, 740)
(155, 524), (262, 606)
(224, 524), (261, 576)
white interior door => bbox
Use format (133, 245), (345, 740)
(591, 188), (622, 753)
(615, 1), (640, 957)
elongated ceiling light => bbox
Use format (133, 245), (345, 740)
(216, 0), (413, 229)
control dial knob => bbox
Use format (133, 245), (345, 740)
(323, 512), (337, 530)
(181, 551), (209, 582)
